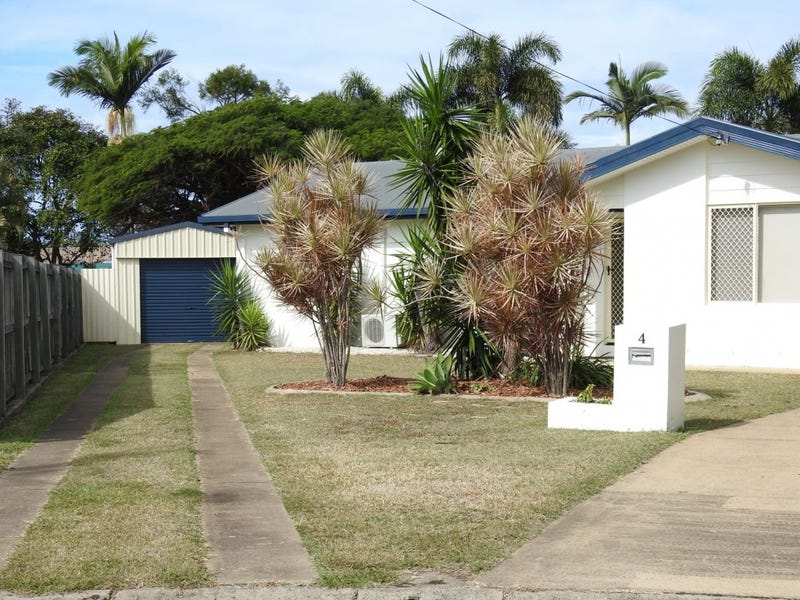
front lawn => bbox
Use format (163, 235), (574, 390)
(3, 345), (799, 592)
(213, 351), (800, 587)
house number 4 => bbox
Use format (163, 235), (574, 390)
(638, 333), (646, 344)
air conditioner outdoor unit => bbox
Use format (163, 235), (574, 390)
(361, 312), (398, 348)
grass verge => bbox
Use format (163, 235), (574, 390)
(0, 344), (211, 593)
(0, 343), (136, 474)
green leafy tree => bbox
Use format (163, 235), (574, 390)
(0, 105), (106, 263)
(566, 60), (689, 145)
(447, 117), (611, 394)
(0, 155), (25, 249)
(199, 64), (273, 105)
(141, 65), (294, 123)
(48, 31), (175, 141)
(448, 32), (563, 129)
(254, 130), (383, 386)
(139, 68), (201, 122)
(698, 39), (800, 133)
(77, 93), (405, 235)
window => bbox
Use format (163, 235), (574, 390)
(709, 205), (800, 302)
(709, 207), (753, 301)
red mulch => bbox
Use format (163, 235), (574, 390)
(274, 375), (613, 398)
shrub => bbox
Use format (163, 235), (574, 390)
(234, 299), (271, 351)
(511, 356), (541, 386)
(410, 352), (455, 395)
(569, 352), (614, 389)
(209, 261), (270, 351)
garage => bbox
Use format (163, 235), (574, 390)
(84, 222), (236, 345)
(140, 258), (231, 343)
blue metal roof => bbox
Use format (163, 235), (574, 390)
(112, 221), (230, 244)
(585, 117), (800, 181)
(198, 160), (427, 225)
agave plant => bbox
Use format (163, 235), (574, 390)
(410, 352), (455, 395)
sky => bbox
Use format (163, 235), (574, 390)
(2, 0), (800, 148)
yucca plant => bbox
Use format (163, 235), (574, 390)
(254, 130), (383, 387)
(410, 352), (455, 395)
(234, 299), (271, 351)
(446, 117), (611, 395)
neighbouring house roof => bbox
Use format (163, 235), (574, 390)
(198, 159), (422, 225)
(111, 221), (232, 244)
(198, 150), (626, 226)
(584, 117), (800, 182)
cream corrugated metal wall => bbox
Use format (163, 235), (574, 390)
(81, 225), (235, 344)
(79, 269), (116, 342)
(114, 227), (235, 259)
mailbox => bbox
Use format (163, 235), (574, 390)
(613, 323), (686, 431)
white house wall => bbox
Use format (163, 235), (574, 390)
(234, 220), (416, 348)
(593, 141), (800, 369)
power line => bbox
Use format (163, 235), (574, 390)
(409, 0), (694, 139)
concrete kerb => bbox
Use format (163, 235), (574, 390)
(0, 587), (778, 600)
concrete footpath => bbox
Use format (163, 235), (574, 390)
(480, 407), (800, 598)
(0, 351), (134, 571)
(188, 346), (316, 584)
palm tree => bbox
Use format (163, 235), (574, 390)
(448, 32), (563, 129)
(698, 38), (800, 133)
(394, 56), (482, 234)
(339, 69), (383, 102)
(566, 61), (689, 145)
(48, 31), (175, 141)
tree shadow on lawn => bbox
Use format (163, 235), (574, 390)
(0, 345), (151, 473)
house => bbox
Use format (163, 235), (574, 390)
(110, 116), (797, 370)
(198, 160), (421, 348)
(583, 117), (800, 369)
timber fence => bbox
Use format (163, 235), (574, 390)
(1, 250), (82, 420)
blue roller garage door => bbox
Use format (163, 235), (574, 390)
(140, 258), (230, 343)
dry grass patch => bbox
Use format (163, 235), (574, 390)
(214, 350), (681, 586)
(0, 344), (211, 593)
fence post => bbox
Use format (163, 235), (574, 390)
(0, 251), (6, 419)
(52, 268), (62, 360)
(28, 258), (42, 385)
(12, 255), (26, 403)
(39, 263), (52, 373)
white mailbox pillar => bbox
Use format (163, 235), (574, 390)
(613, 323), (686, 431)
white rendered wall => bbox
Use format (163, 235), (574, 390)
(234, 220), (417, 348)
(593, 141), (800, 369)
